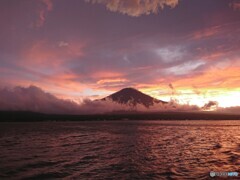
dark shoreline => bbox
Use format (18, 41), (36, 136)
(0, 111), (240, 122)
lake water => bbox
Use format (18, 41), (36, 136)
(0, 120), (240, 179)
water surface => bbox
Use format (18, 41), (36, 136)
(0, 120), (240, 179)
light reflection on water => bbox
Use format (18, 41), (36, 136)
(0, 120), (240, 179)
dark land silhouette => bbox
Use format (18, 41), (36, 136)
(0, 111), (240, 122)
(101, 87), (167, 107)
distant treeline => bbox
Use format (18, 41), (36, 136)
(0, 111), (240, 122)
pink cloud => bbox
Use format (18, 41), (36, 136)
(230, 1), (240, 11)
(21, 40), (84, 68)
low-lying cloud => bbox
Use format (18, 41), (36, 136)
(217, 106), (240, 115)
(202, 101), (218, 111)
(0, 86), (135, 114)
(86, 0), (179, 17)
(0, 85), (239, 115)
(0, 86), (79, 114)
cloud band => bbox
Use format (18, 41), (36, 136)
(86, 0), (179, 17)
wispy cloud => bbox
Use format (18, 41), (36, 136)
(97, 78), (128, 85)
(35, 0), (53, 27)
(229, 1), (240, 11)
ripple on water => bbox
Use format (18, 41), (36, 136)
(23, 171), (71, 179)
(0, 120), (240, 179)
(213, 143), (222, 149)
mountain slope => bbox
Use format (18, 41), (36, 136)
(101, 87), (167, 108)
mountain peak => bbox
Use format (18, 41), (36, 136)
(102, 87), (167, 108)
(116, 87), (139, 93)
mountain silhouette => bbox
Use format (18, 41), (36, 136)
(101, 87), (167, 108)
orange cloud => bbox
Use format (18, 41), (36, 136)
(91, 71), (124, 79)
(21, 40), (84, 68)
(86, 0), (179, 17)
(4, 71), (88, 102)
(200, 52), (225, 62)
(173, 66), (240, 89)
(97, 78), (128, 85)
(191, 26), (220, 40)
(119, 64), (240, 107)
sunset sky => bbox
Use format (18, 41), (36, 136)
(0, 0), (240, 108)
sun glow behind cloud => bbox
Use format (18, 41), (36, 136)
(140, 85), (240, 109)
(150, 89), (240, 108)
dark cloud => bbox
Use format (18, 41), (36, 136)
(202, 101), (218, 110)
(168, 83), (176, 96)
(217, 106), (240, 114)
